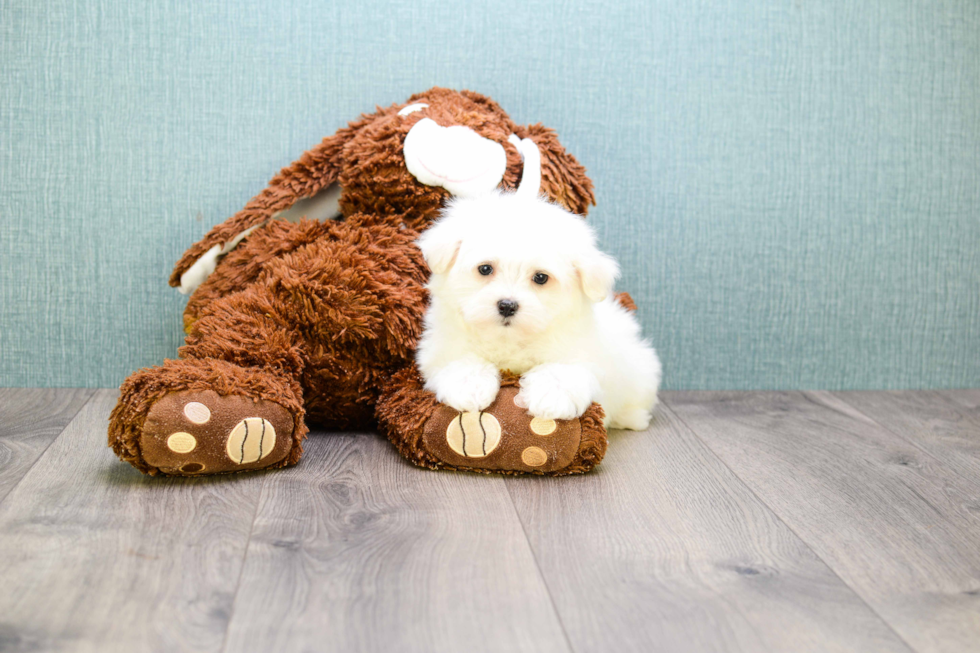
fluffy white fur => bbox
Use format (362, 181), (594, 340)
(415, 192), (661, 430)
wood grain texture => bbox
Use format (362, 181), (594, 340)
(222, 432), (569, 653)
(0, 388), (94, 503)
(943, 389), (980, 411)
(0, 390), (264, 653)
(4, 389), (980, 652)
(506, 403), (911, 653)
(667, 391), (980, 653)
(832, 390), (980, 484)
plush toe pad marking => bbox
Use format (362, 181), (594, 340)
(423, 386), (583, 473)
(446, 412), (501, 458)
(167, 432), (197, 453)
(140, 390), (295, 475)
(529, 417), (556, 435)
(521, 446), (548, 467)
(226, 417), (276, 464)
(183, 402), (211, 424)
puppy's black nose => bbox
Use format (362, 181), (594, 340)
(497, 298), (519, 318)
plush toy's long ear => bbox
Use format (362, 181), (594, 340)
(415, 216), (462, 275)
(169, 121), (361, 292)
(574, 247), (620, 303)
(513, 123), (596, 216)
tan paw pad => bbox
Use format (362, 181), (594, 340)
(167, 432), (197, 453)
(226, 417), (276, 464)
(529, 417), (556, 435)
(521, 446), (548, 467)
(183, 402), (211, 424)
(446, 412), (502, 458)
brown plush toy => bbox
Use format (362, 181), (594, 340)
(109, 87), (614, 477)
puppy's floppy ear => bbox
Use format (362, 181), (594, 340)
(574, 248), (620, 302)
(416, 218), (462, 275)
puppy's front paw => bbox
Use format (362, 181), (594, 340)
(426, 359), (501, 413)
(517, 364), (600, 420)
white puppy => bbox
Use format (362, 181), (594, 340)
(415, 191), (661, 430)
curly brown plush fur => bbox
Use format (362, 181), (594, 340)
(110, 88), (609, 477)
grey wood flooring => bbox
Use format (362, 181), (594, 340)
(0, 389), (977, 653)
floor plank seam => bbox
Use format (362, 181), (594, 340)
(218, 473), (268, 653)
(825, 391), (980, 490)
(659, 397), (921, 653)
(503, 480), (577, 653)
(0, 388), (97, 507)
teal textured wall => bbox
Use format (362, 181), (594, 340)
(1, 0), (978, 389)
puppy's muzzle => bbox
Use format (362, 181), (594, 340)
(497, 299), (519, 318)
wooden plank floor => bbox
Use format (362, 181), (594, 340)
(0, 390), (977, 653)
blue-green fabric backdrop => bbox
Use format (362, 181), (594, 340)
(2, 0), (978, 389)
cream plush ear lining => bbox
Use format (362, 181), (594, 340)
(177, 224), (259, 295)
(272, 183), (342, 223)
(508, 134), (541, 198)
(178, 245), (223, 295)
(404, 118), (508, 198)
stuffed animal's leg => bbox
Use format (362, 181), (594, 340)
(110, 267), (317, 476)
(109, 357), (307, 476)
(375, 366), (608, 476)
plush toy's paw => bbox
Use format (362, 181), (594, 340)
(426, 359), (501, 413)
(377, 366), (608, 476)
(139, 390), (297, 475)
(516, 364), (599, 421)
(420, 385), (604, 474)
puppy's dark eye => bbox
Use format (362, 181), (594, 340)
(532, 272), (549, 285)
(478, 264), (494, 276)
